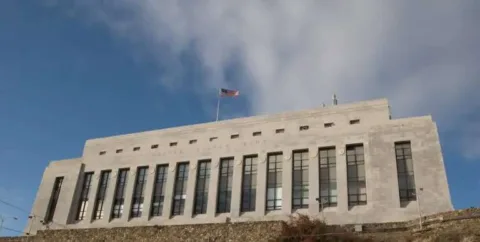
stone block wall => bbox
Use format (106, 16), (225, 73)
(0, 221), (282, 242)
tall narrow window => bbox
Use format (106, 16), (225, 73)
(292, 150), (309, 209)
(217, 157), (234, 213)
(111, 169), (129, 219)
(76, 172), (93, 220)
(395, 141), (416, 203)
(151, 165), (168, 217)
(347, 144), (367, 206)
(194, 160), (211, 215)
(241, 156), (258, 212)
(44, 177), (64, 223)
(130, 167), (148, 218)
(93, 170), (111, 220)
(266, 153), (282, 211)
(319, 147), (337, 207)
(172, 162), (189, 216)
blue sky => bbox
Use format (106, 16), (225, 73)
(1, 0), (479, 237)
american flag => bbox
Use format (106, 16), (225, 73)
(220, 88), (239, 97)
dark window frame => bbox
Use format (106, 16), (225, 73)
(349, 119), (360, 125)
(150, 165), (168, 217)
(216, 157), (234, 213)
(275, 128), (285, 134)
(324, 122), (334, 128)
(194, 160), (211, 215)
(292, 150), (309, 209)
(266, 153), (283, 211)
(93, 170), (111, 220)
(44, 177), (64, 223)
(395, 141), (417, 203)
(111, 169), (129, 219)
(130, 167), (148, 218)
(318, 147), (337, 208)
(253, 131), (262, 136)
(299, 125), (309, 131)
(346, 144), (367, 206)
(241, 155), (258, 212)
(172, 162), (189, 216)
(76, 172), (94, 221)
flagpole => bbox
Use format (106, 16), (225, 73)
(216, 89), (221, 122)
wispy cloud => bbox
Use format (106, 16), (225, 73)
(50, 0), (480, 159)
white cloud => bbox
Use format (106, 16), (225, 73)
(53, 0), (480, 159)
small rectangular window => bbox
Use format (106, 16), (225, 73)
(170, 142), (177, 147)
(231, 134), (239, 139)
(116, 149), (123, 154)
(133, 147), (140, 151)
(151, 144), (159, 149)
(99, 151), (106, 155)
(209, 137), (218, 142)
(350, 119), (360, 125)
(299, 125), (309, 131)
(189, 139), (197, 144)
(324, 122), (334, 128)
(253, 131), (262, 136)
(275, 129), (285, 134)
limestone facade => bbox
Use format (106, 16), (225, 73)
(25, 98), (453, 235)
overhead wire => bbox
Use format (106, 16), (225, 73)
(0, 198), (68, 229)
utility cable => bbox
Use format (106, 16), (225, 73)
(0, 198), (68, 229)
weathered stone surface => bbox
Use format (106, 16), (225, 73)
(27, 98), (453, 235)
(1, 221), (283, 242)
(1, 211), (479, 242)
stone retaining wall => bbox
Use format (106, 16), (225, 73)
(1, 208), (479, 242)
(0, 222), (283, 242)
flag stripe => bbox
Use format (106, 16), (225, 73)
(220, 88), (239, 97)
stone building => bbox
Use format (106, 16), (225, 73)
(25, 98), (453, 235)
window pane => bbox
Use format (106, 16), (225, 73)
(267, 153), (283, 211)
(346, 144), (367, 206)
(395, 142), (416, 202)
(217, 158), (234, 213)
(329, 167), (336, 180)
(241, 156), (257, 212)
(172, 163), (189, 216)
(330, 183), (337, 196)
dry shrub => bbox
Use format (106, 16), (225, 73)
(277, 213), (373, 242)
